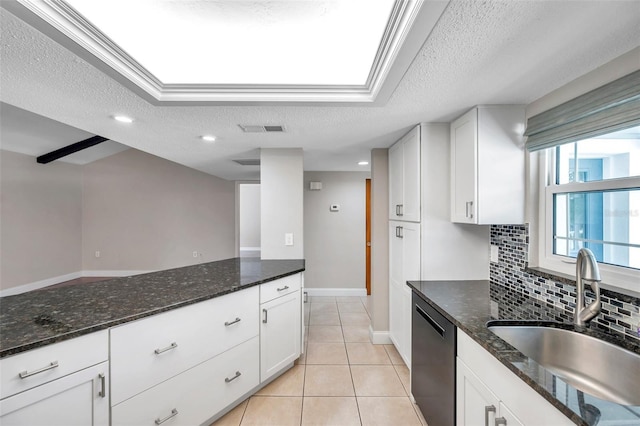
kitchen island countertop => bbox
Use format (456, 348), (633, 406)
(408, 279), (640, 426)
(1, 257), (305, 358)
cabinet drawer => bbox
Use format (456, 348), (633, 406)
(260, 273), (301, 304)
(110, 286), (258, 405)
(112, 336), (259, 426)
(0, 331), (108, 400)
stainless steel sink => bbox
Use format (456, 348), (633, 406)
(488, 323), (640, 406)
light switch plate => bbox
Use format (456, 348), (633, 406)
(330, 204), (340, 212)
(490, 245), (499, 263)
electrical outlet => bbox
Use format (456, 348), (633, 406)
(95, 251), (100, 258)
(193, 251), (198, 258)
(285, 233), (294, 246)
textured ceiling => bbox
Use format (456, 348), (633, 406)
(1, 1), (639, 180)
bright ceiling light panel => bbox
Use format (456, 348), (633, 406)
(64, 0), (396, 86)
(113, 115), (134, 123)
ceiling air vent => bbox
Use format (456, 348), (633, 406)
(239, 124), (286, 133)
(233, 159), (261, 166)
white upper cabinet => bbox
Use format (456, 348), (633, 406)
(389, 126), (421, 222)
(450, 106), (526, 224)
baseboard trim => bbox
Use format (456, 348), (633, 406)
(0, 271), (82, 297)
(304, 288), (367, 297)
(82, 270), (154, 277)
(369, 325), (393, 345)
(239, 247), (261, 252)
(0, 270), (154, 296)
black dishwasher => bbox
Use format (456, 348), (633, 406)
(411, 291), (456, 426)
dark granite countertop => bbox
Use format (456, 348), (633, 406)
(408, 280), (640, 426)
(0, 258), (305, 358)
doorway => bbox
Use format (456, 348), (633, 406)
(239, 183), (261, 258)
(366, 178), (371, 295)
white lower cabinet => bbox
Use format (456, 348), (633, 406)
(260, 289), (301, 382)
(457, 330), (571, 426)
(457, 358), (523, 426)
(0, 361), (109, 426)
(112, 336), (259, 426)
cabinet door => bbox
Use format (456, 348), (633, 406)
(260, 291), (301, 382)
(450, 108), (478, 223)
(389, 141), (404, 220)
(456, 358), (500, 426)
(0, 362), (109, 426)
(497, 402), (525, 426)
(401, 126), (421, 222)
(389, 221), (419, 365)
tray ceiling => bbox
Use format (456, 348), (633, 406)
(9, 0), (444, 104)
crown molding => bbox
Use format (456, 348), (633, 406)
(4, 0), (447, 105)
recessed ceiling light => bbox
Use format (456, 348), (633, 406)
(200, 135), (216, 142)
(358, 161), (369, 166)
(113, 115), (134, 123)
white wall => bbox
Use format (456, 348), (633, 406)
(370, 148), (389, 333)
(260, 148), (304, 259)
(82, 149), (236, 272)
(239, 183), (261, 249)
(304, 171), (369, 289)
(1, 150), (82, 290)
(420, 123), (489, 279)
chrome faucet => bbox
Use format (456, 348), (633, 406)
(574, 248), (602, 327)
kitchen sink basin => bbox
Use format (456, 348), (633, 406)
(487, 323), (640, 406)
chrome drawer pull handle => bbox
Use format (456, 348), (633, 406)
(495, 417), (507, 426)
(98, 373), (106, 398)
(225, 371), (242, 383)
(262, 308), (268, 323)
(277, 285), (290, 292)
(154, 342), (178, 355)
(19, 361), (59, 379)
(485, 405), (496, 426)
(398, 204), (403, 216)
(155, 409), (178, 425)
(224, 317), (241, 326)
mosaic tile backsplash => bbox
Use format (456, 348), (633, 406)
(490, 224), (640, 343)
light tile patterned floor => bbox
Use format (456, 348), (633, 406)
(212, 296), (427, 426)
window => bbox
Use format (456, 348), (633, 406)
(526, 70), (640, 291)
(548, 127), (640, 271)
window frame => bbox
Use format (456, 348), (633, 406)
(536, 148), (640, 293)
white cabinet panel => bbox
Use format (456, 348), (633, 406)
(456, 358), (500, 426)
(450, 106), (525, 224)
(112, 337), (259, 426)
(260, 290), (301, 381)
(389, 126), (421, 222)
(0, 362), (109, 426)
(110, 286), (259, 405)
(0, 331), (108, 400)
(389, 221), (420, 366)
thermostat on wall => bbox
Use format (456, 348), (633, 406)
(330, 204), (340, 212)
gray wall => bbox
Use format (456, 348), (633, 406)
(239, 183), (261, 249)
(304, 171), (369, 289)
(370, 149), (389, 333)
(1, 150), (83, 289)
(82, 149), (236, 271)
(1, 148), (236, 292)
(260, 149), (304, 259)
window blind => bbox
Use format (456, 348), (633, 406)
(524, 70), (640, 151)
